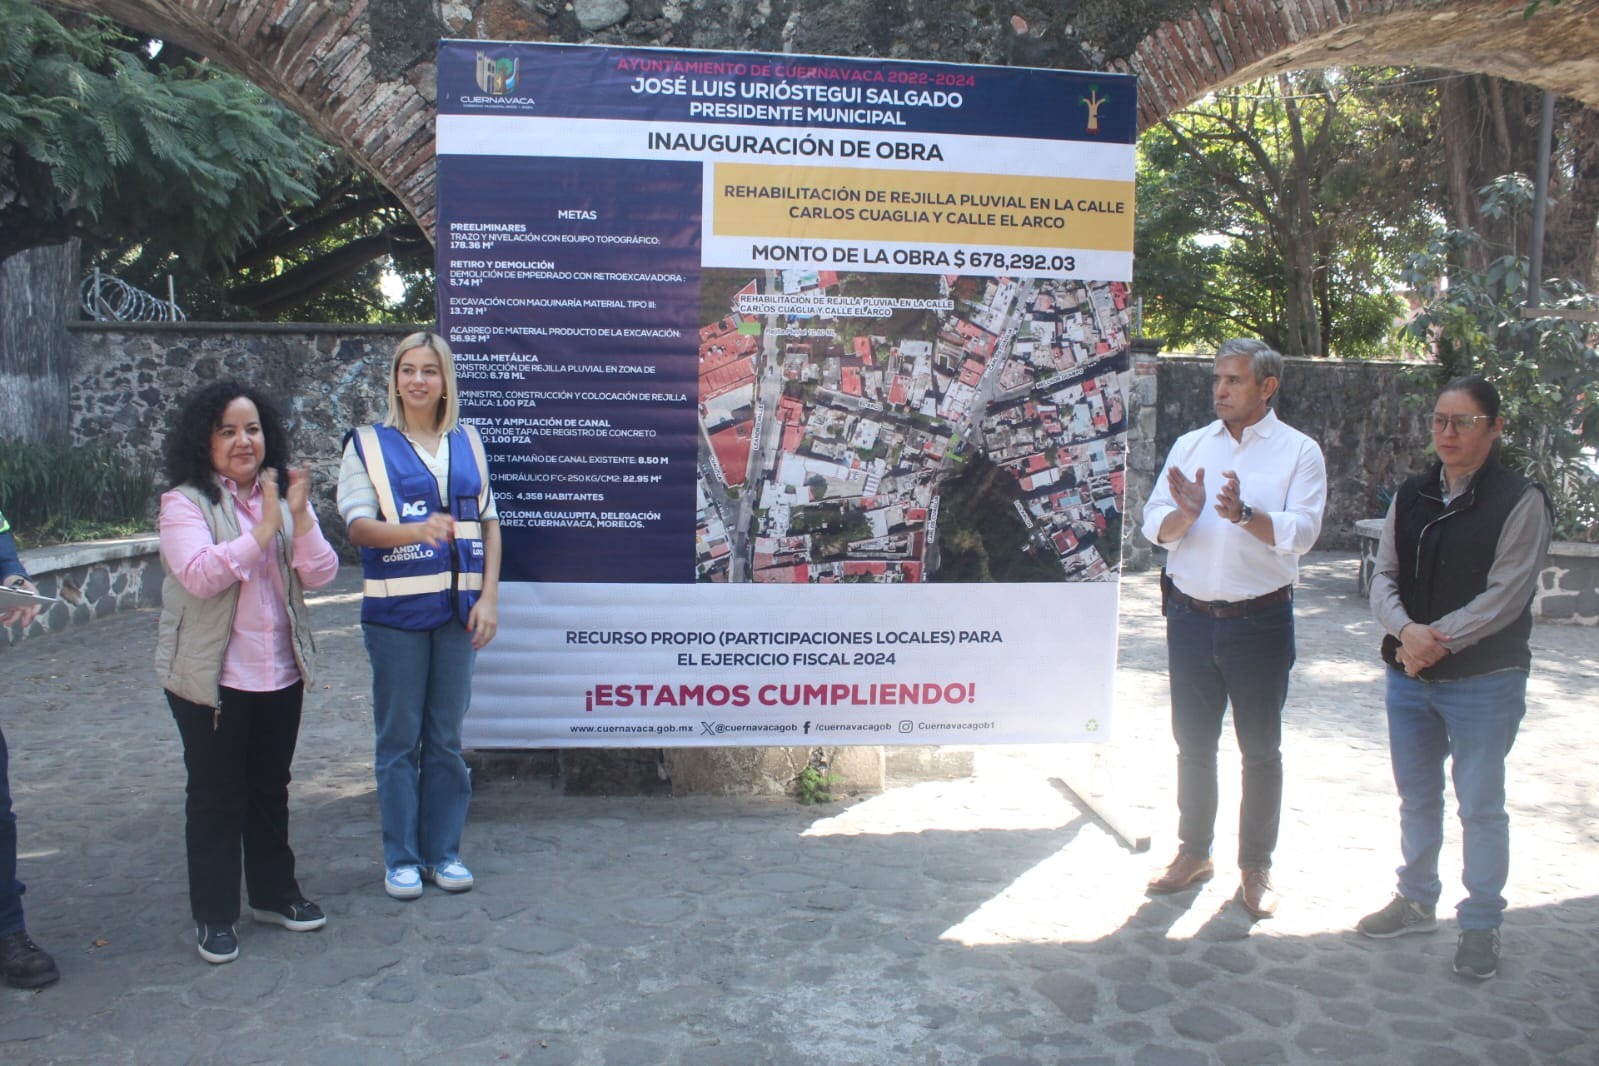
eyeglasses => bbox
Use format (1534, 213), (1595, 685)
(1430, 413), (1492, 434)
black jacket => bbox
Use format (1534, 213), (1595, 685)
(1380, 453), (1546, 680)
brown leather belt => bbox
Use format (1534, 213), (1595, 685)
(1162, 575), (1293, 620)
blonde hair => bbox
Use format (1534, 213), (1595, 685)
(385, 331), (460, 434)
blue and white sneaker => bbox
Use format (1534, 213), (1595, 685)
(384, 866), (424, 900)
(426, 861), (475, 893)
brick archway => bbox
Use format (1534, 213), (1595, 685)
(56, 0), (1599, 239)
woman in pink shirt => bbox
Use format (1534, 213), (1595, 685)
(156, 382), (338, 964)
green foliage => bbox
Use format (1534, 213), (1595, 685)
(0, 1), (321, 264)
(932, 455), (1062, 582)
(700, 269), (755, 327)
(1400, 176), (1599, 542)
(795, 765), (839, 805)
(1097, 510), (1123, 571)
(1135, 69), (1436, 356)
(1, 2), (432, 323)
(0, 440), (156, 544)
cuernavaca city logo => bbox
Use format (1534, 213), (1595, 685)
(1082, 86), (1107, 133)
(475, 52), (519, 95)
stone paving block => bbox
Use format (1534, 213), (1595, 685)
(1116, 981), (1175, 1012)
(1216, 1039), (1290, 1065)
(1482, 1045), (1535, 1066)
(1293, 1021), (1390, 1060)
(1133, 1045), (1209, 1065)
(1032, 971), (1099, 1022)
(1170, 1002), (1244, 1041)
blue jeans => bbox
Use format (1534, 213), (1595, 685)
(1165, 599), (1295, 869)
(1385, 666), (1526, 930)
(363, 621), (476, 871)
(1, 723), (26, 936)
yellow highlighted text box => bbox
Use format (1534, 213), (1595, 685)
(712, 163), (1134, 251)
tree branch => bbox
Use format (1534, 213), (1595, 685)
(227, 192), (398, 271)
(1160, 117), (1284, 230)
(224, 225), (425, 315)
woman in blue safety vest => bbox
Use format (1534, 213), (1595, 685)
(337, 332), (501, 901)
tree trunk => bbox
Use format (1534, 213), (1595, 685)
(1438, 75), (1542, 268)
(1276, 80), (1325, 357)
(1438, 77), (1599, 289)
(0, 242), (77, 446)
(1547, 102), (1599, 290)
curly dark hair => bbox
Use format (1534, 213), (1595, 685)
(164, 380), (292, 503)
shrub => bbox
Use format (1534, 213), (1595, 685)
(0, 440), (157, 544)
(1400, 176), (1599, 542)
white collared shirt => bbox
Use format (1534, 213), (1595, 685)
(1140, 409), (1327, 602)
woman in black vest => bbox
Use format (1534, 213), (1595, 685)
(1358, 375), (1552, 980)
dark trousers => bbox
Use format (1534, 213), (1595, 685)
(167, 684), (304, 923)
(1, 723), (25, 936)
(1165, 599), (1295, 869)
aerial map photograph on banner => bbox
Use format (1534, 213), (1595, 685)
(433, 41), (1138, 748)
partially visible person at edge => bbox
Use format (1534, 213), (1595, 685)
(1139, 338), (1327, 919)
(1, 509), (59, 988)
(337, 331), (501, 901)
(157, 382), (339, 965)
(1357, 375), (1552, 981)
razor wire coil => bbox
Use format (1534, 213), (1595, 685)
(80, 271), (187, 322)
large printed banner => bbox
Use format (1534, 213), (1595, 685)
(435, 42), (1137, 747)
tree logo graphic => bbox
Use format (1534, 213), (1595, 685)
(1082, 87), (1107, 133)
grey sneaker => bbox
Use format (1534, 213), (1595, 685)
(1454, 928), (1500, 979)
(1357, 894), (1437, 938)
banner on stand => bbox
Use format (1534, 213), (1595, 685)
(435, 41), (1137, 747)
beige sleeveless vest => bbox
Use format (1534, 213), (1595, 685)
(154, 483), (316, 707)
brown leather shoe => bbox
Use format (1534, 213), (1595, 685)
(1146, 852), (1214, 894)
(1238, 867), (1278, 918)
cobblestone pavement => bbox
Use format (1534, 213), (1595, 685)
(2, 553), (1596, 1065)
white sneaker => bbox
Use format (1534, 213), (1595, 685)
(426, 861), (474, 893)
(384, 866), (423, 900)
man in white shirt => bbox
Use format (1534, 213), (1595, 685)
(1139, 339), (1327, 918)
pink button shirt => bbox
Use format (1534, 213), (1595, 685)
(159, 479), (340, 693)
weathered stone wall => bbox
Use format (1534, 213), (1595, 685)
(1142, 354), (1434, 554)
(68, 321), (413, 550)
(1534, 543), (1599, 623)
(2, 537), (161, 650)
(1120, 340), (1163, 573)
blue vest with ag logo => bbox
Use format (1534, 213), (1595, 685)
(350, 423), (491, 630)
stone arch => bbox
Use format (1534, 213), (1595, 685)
(55, 0), (1599, 240)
